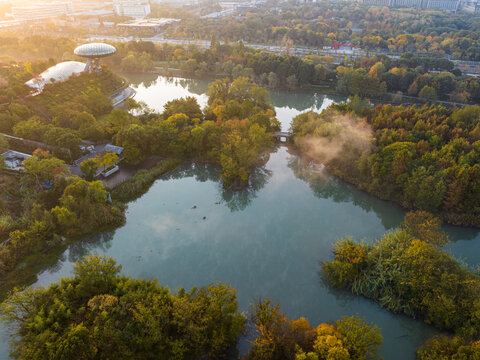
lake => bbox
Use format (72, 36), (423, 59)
(1, 74), (479, 359)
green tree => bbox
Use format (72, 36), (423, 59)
(162, 96), (202, 120)
(335, 316), (383, 360)
(419, 85), (437, 102)
(0, 255), (245, 360)
(22, 155), (70, 189)
(80, 158), (99, 181)
(268, 72), (278, 88)
(286, 74), (298, 90)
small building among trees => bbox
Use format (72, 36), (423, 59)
(1, 150), (31, 170)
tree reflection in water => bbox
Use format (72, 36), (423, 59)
(286, 151), (402, 231)
(162, 161), (272, 212)
(221, 165), (272, 212)
(67, 232), (115, 263)
(288, 150), (480, 242)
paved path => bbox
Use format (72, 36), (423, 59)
(103, 155), (163, 188)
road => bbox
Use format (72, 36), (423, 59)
(84, 34), (480, 74)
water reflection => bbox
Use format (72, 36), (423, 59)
(161, 161), (272, 212)
(446, 225), (480, 243)
(125, 74), (345, 131)
(126, 73), (210, 97)
(2, 75), (479, 360)
(4, 147), (442, 360)
(221, 159), (273, 212)
(122, 72), (159, 88)
(68, 232), (115, 263)
(162, 162), (220, 183)
(287, 151), (403, 231)
(173, 77), (209, 96)
(270, 90), (344, 112)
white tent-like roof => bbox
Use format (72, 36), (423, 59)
(25, 61), (86, 89)
(74, 43), (116, 58)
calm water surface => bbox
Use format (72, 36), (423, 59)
(1, 75), (479, 359)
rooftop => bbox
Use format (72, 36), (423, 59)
(117, 18), (181, 28)
(74, 43), (116, 58)
(25, 61), (86, 89)
(104, 144), (124, 155)
(2, 150), (31, 161)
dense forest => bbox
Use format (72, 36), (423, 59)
(0, 58), (280, 295)
(2, 35), (480, 104)
(1, 4), (480, 357)
(323, 211), (480, 358)
(0, 254), (384, 360)
(168, 2), (480, 60)
(291, 101), (480, 226)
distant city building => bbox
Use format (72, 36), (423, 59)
(461, 0), (480, 12)
(201, 9), (234, 18)
(113, 0), (151, 18)
(219, 1), (257, 10)
(356, 0), (466, 12)
(10, 1), (110, 21)
(11, 2), (73, 20)
(117, 17), (180, 31)
(202, 1), (263, 17)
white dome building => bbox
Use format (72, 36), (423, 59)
(74, 43), (116, 58)
(74, 43), (116, 72)
(25, 61), (86, 89)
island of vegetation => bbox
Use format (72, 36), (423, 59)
(291, 100), (480, 227)
(1, 3), (480, 358)
(0, 49), (281, 296)
(0, 255), (383, 360)
(2, 33), (480, 105)
(322, 211), (480, 359)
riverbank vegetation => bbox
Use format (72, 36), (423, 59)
(3, 34), (480, 104)
(111, 158), (182, 202)
(107, 39), (480, 103)
(112, 76), (278, 189)
(1, 55), (278, 188)
(0, 151), (125, 283)
(0, 254), (383, 360)
(322, 211), (480, 358)
(0, 255), (246, 360)
(248, 300), (382, 360)
(0, 67), (279, 296)
(0, 64), (124, 160)
(291, 101), (480, 226)
(168, 3), (480, 61)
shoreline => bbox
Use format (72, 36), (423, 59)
(0, 158), (182, 300)
(130, 69), (469, 108)
(289, 144), (480, 229)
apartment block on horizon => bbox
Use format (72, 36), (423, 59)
(113, 0), (151, 18)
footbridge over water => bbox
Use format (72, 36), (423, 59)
(274, 131), (292, 142)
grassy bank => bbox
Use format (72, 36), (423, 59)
(0, 159), (182, 299)
(322, 213), (480, 357)
(325, 166), (480, 228)
(111, 158), (182, 203)
(0, 218), (124, 301)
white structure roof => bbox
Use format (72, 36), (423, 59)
(74, 43), (116, 58)
(117, 18), (181, 28)
(2, 150), (31, 171)
(25, 61), (86, 89)
(104, 144), (124, 155)
(2, 150), (31, 160)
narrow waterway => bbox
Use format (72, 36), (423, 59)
(1, 75), (479, 359)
